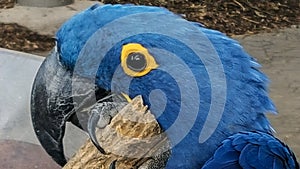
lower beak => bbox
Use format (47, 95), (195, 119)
(87, 94), (128, 154)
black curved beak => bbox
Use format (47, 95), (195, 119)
(31, 49), (110, 166)
(31, 50), (72, 166)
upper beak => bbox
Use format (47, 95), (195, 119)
(31, 47), (132, 166)
(31, 49), (112, 166)
(31, 49), (74, 166)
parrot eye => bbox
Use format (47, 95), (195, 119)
(126, 52), (147, 72)
(121, 43), (158, 77)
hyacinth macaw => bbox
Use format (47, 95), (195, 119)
(31, 3), (299, 169)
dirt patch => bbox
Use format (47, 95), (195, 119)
(0, 23), (55, 53)
(101, 0), (300, 35)
(0, 140), (60, 169)
(0, 0), (299, 53)
(0, 0), (14, 9)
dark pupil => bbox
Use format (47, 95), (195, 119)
(126, 52), (147, 72)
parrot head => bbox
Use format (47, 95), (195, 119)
(31, 4), (277, 168)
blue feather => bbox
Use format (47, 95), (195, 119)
(202, 131), (299, 169)
(56, 4), (173, 70)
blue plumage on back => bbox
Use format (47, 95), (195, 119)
(202, 131), (299, 169)
(55, 4), (298, 168)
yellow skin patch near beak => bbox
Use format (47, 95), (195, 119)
(121, 43), (158, 77)
(121, 93), (132, 102)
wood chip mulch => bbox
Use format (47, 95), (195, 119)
(101, 0), (300, 35)
(0, 0), (14, 9)
(0, 0), (299, 53)
(0, 23), (55, 53)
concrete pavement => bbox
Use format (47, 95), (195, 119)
(0, 0), (100, 35)
(0, 48), (88, 160)
(235, 28), (300, 159)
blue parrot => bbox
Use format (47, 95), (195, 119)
(30, 3), (299, 168)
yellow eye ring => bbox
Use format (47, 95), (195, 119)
(121, 43), (158, 77)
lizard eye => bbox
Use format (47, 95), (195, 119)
(121, 43), (158, 77)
